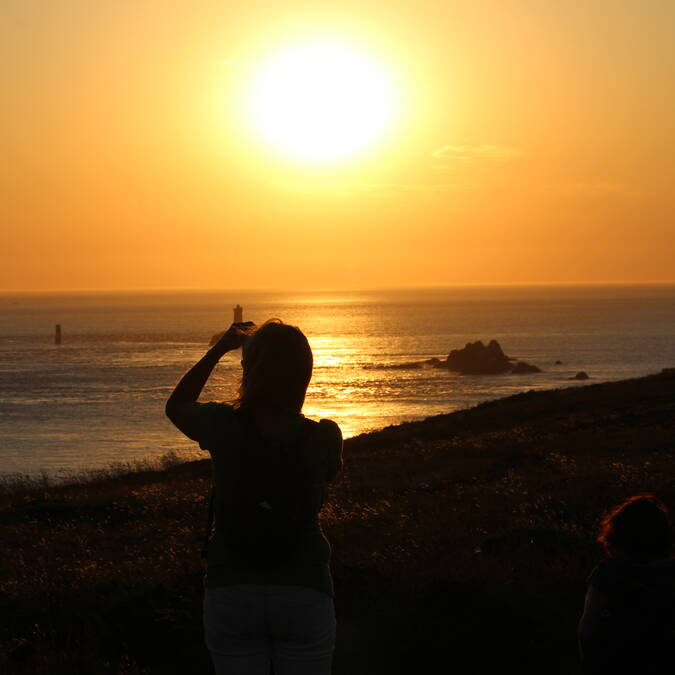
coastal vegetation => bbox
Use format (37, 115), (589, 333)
(2, 370), (675, 674)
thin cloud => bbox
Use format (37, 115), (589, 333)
(430, 144), (527, 169)
(278, 182), (474, 197)
(553, 181), (627, 195)
(278, 178), (632, 199)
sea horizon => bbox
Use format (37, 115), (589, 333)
(3, 280), (675, 296)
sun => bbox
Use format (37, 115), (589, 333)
(244, 40), (400, 165)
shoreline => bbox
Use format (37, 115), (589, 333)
(2, 367), (674, 485)
(0, 374), (626, 483)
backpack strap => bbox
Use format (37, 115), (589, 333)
(201, 491), (215, 560)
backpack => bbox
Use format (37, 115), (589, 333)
(202, 412), (322, 569)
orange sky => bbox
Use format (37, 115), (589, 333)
(2, 0), (674, 291)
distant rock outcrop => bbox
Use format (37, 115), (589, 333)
(428, 340), (541, 375)
(571, 371), (590, 380)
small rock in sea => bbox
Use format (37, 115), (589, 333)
(555, 360), (562, 365)
(571, 371), (589, 380)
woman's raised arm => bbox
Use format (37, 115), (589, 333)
(165, 326), (242, 438)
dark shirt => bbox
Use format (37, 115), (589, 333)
(186, 402), (343, 596)
(580, 557), (675, 674)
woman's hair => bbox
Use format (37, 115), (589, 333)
(235, 319), (313, 415)
(598, 494), (674, 560)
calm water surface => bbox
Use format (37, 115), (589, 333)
(1, 285), (674, 475)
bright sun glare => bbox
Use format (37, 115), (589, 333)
(245, 40), (399, 164)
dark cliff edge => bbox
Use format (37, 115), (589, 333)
(2, 369), (675, 674)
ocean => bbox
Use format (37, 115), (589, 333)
(1, 285), (674, 477)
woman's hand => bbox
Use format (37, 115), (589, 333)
(166, 321), (255, 435)
(211, 325), (244, 358)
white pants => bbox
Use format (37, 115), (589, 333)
(204, 584), (336, 675)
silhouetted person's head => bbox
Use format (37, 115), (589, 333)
(237, 319), (312, 415)
(598, 495), (674, 561)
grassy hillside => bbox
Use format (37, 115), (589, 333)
(2, 370), (675, 674)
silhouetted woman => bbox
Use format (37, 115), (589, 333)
(579, 495), (675, 674)
(166, 319), (343, 675)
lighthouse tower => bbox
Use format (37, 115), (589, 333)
(233, 304), (243, 323)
